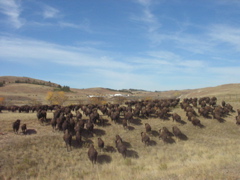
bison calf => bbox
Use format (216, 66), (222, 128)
(21, 124), (27, 134)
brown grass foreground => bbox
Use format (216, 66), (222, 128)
(1, 102), (240, 180)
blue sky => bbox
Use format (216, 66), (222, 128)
(0, 0), (240, 91)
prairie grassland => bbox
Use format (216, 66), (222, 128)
(1, 101), (240, 180)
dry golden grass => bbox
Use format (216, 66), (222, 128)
(1, 100), (240, 180)
(1, 76), (240, 106)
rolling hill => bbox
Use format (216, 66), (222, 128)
(0, 76), (240, 105)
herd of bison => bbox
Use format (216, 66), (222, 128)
(2, 96), (240, 165)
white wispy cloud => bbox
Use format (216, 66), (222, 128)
(209, 24), (240, 51)
(42, 5), (59, 19)
(132, 0), (160, 33)
(0, 36), (132, 70)
(0, 0), (24, 28)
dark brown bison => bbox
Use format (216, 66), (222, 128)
(236, 115), (240, 125)
(115, 135), (123, 146)
(21, 124), (27, 134)
(88, 144), (98, 164)
(122, 119), (128, 130)
(172, 113), (181, 122)
(172, 126), (182, 140)
(191, 117), (201, 127)
(145, 123), (151, 133)
(124, 111), (133, 124)
(159, 128), (169, 143)
(13, 119), (21, 134)
(141, 132), (150, 146)
(37, 110), (47, 122)
(110, 111), (120, 123)
(86, 120), (94, 136)
(98, 137), (104, 151)
(237, 109), (240, 116)
(116, 138), (127, 158)
(50, 118), (57, 131)
(63, 129), (72, 151)
(76, 110), (82, 120)
(75, 131), (82, 145)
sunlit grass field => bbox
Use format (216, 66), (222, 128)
(1, 100), (240, 180)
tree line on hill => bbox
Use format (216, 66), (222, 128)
(0, 79), (70, 92)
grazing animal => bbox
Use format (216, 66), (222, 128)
(141, 132), (150, 146)
(124, 111), (133, 124)
(115, 135), (123, 146)
(172, 113), (181, 122)
(159, 128), (169, 143)
(88, 144), (98, 164)
(21, 124), (27, 134)
(172, 126), (182, 140)
(237, 109), (240, 116)
(63, 129), (72, 151)
(116, 139), (127, 158)
(37, 110), (47, 123)
(86, 120), (94, 136)
(98, 138), (104, 151)
(75, 131), (82, 145)
(162, 127), (172, 136)
(191, 117), (201, 127)
(122, 119), (128, 130)
(145, 123), (151, 133)
(51, 118), (57, 131)
(13, 119), (21, 134)
(236, 115), (240, 125)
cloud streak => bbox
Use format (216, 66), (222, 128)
(42, 5), (59, 19)
(0, 0), (24, 28)
(0, 36), (131, 70)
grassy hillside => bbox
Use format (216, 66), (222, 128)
(0, 76), (59, 87)
(0, 76), (240, 106)
(0, 99), (240, 179)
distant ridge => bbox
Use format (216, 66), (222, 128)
(0, 76), (60, 87)
(0, 75), (240, 106)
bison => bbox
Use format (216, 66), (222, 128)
(63, 129), (72, 151)
(122, 119), (128, 130)
(172, 113), (181, 122)
(141, 132), (150, 146)
(172, 126), (182, 140)
(75, 131), (82, 145)
(98, 137), (104, 151)
(21, 124), (27, 134)
(236, 115), (240, 125)
(116, 138), (127, 158)
(159, 128), (168, 143)
(88, 144), (98, 164)
(12, 119), (21, 134)
(191, 117), (202, 127)
(145, 123), (151, 133)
